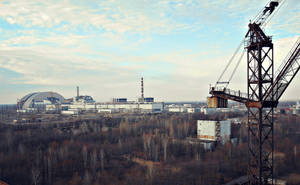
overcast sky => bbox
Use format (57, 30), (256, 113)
(0, 0), (299, 104)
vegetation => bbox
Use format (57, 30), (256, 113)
(0, 112), (299, 185)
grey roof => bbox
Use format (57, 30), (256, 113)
(18, 92), (65, 109)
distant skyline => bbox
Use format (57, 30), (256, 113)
(0, 0), (299, 104)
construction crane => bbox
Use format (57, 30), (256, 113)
(208, 0), (300, 184)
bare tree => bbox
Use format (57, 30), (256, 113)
(31, 166), (40, 185)
(183, 121), (190, 137)
(80, 122), (89, 133)
(147, 163), (154, 185)
(18, 143), (25, 155)
(5, 129), (12, 147)
(162, 136), (168, 161)
(153, 142), (159, 162)
(83, 170), (91, 185)
(100, 148), (104, 172)
(118, 139), (123, 154)
(82, 145), (88, 169)
(90, 149), (97, 175)
(169, 121), (174, 138)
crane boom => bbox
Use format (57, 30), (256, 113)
(210, 37), (300, 108)
(253, 1), (279, 26)
(264, 37), (300, 103)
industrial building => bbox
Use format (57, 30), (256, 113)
(94, 78), (164, 113)
(96, 101), (163, 113)
(197, 120), (231, 144)
(166, 104), (200, 113)
(294, 101), (300, 115)
(17, 92), (65, 113)
(61, 87), (97, 113)
(16, 77), (165, 115)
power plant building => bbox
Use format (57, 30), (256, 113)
(62, 95), (96, 112)
(96, 101), (164, 113)
(17, 92), (65, 112)
(17, 77), (164, 114)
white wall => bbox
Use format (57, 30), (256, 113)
(197, 120), (231, 143)
(220, 120), (231, 143)
(96, 102), (163, 113)
(169, 107), (186, 112)
(197, 120), (217, 141)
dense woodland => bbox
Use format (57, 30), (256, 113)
(0, 112), (299, 185)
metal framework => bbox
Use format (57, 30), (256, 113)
(210, 37), (300, 185)
(208, 1), (300, 184)
(246, 23), (274, 185)
(141, 77), (144, 102)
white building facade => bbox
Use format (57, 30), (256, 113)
(197, 120), (231, 143)
(96, 102), (164, 113)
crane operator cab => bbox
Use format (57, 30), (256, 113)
(263, 1), (279, 15)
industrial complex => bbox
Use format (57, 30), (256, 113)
(16, 78), (164, 115)
(17, 92), (65, 113)
(1, 0), (300, 184)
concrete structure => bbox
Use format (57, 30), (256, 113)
(113, 98), (127, 103)
(200, 106), (245, 115)
(67, 103), (96, 112)
(16, 83), (163, 114)
(139, 97), (154, 103)
(201, 107), (217, 115)
(61, 94), (97, 113)
(168, 106), (187, 113)
(17, 92), (65, 112)
(61, 110), (79, 115)
(197, 120), (231, 143)
(98, 108), (118, 113)
(296, 101), (300, 112)
(187, 107), (200, 113)
(207, 96), (228, 108)
(45, 104), (61, 113)
(166, 104), (200, 113)
(96, 102), (163, 113)
(292, 101), (300, 115)
(74, 95), (95, 104)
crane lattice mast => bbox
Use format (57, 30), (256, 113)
(209, 1), (300, 184)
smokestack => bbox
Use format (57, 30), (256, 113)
(141, 77), (144, 100)
(77, 86), (79, 98)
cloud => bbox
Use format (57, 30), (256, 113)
(267, 0), (300, 35)
(0, 0), (181, 34)
(0, 0), (278, 35)
(0, 0), (299, 103)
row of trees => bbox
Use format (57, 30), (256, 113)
(0, 112), (299, 184)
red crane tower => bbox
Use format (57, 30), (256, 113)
(209, 0), (300, 184)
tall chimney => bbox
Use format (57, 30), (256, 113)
(141, 77), (144, 101)
(77, 86), (79, 98)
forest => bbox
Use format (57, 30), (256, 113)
(0, 112), (299, 185)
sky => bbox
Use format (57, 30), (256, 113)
(0, 0), (299, 104)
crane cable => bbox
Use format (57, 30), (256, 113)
(214, 0), (268, 87)
(215, 0), (285, 88)
(226, 50), (246, 88)
(215, 40), (244, 87)
(253, 0), (272, 24)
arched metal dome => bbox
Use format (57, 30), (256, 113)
(18, 92), (65, 109)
